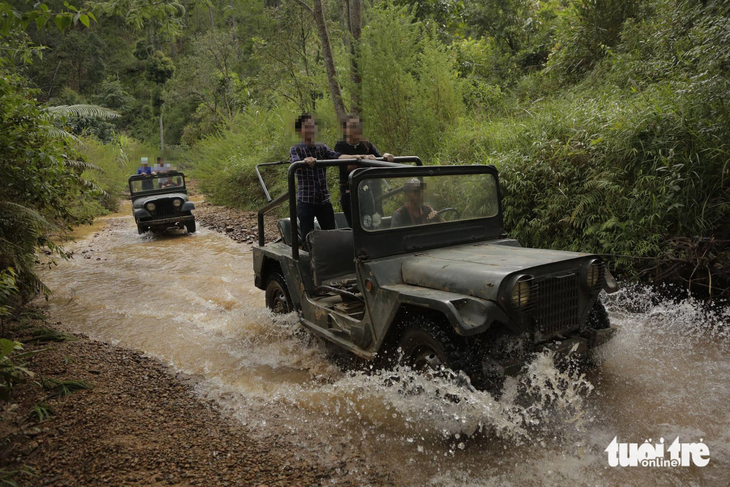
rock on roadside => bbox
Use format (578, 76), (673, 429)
(194, 202), (280, 246)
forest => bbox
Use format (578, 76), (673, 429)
(1, 0), (729, 309)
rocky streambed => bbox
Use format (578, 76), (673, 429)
(0, 317), (368, 486)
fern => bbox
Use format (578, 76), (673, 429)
(45, 104), (121, 120)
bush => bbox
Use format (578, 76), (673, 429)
(435, 80), (729, 294)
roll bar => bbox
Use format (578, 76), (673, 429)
(256, 156), (423, 255)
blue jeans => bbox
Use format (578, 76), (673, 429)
(297, 201), (336, 244)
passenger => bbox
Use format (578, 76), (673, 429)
(289, 113), (371, 242)
(391, 178), (441, 228)
(137, 157), (155, 175)
(334, 114), (394, 227)
(154, 157), (173, 185)
(137, 157), (156, 190)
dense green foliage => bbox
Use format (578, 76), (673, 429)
(0, 2), (127, 310)
(5, 0), (730, 297)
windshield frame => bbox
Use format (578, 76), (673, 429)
(128, 171), (187, 199)
(350, 165), (504, 260)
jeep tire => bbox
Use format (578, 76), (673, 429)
(137, 223), (147, 234)
(265, 273), (292, 314)
(185, 219), (196, 234)
(397, 317), (472, 374)
(586, 299), (610, 330)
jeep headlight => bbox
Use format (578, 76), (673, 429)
(511, 276), (532, 308)
(146, 202), (156, 212)
(173, 199), (182, 207)
(584, 260), (603, 289)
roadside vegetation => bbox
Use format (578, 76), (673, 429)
(2, 0), (728, 318)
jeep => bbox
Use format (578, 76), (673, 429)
(252, 158), (617, 387)
(128, 171), (196, 234)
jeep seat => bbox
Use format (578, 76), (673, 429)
(277, 212), (350, 247)
(306, 229), (355, 286)
(278, 218), (320, 247)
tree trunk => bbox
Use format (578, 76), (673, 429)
(349, 0), (362, 113)
(159, 110), (165, 151)
(209, 6), (215, 29)
(311, 0), (347, 121)
(230, 0), (237, 31)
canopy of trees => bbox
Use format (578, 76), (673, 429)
(2, 0), (729, 301)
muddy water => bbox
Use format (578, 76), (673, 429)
(41, 210), (729, 486)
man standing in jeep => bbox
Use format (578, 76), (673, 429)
(335, 114), (394, 227)
(289, 113), (372, 240)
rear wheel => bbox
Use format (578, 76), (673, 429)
(265, 273), (292, 314)
(185, 219), (196, 234)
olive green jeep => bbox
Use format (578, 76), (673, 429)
(129, 171), (196, 234)
(252, 158), (617, 387)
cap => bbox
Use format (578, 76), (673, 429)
(403, 178), (422, 193)
(141, 157), (148, 164)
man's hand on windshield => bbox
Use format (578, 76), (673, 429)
(363, 154), (377, 160)
(383, 153), (395, 162)
(304, 157), (316, 167)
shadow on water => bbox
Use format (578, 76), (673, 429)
(40, 214), (730, 486)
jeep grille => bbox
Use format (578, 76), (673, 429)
(155, 199), (177, 217)
(533, 274), (580, 339)
(518, 273), (581, 341)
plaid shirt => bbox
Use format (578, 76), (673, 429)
(289, 143), (341, 204)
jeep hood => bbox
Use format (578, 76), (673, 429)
(400, 242), (593, 301)
(133, 193), (188, 208)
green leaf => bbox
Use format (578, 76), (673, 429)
(79, 14), (89, 28)
(0, 339), (18, 360)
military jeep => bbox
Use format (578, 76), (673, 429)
(128, 171), (196, 234)
(253, 158), (617, 386)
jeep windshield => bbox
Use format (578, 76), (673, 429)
(356, 171), (500, 232)
(130, 174), (185, 195)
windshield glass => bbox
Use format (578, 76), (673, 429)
(357, 172), (499, 232)
(130, 175), (185, 194)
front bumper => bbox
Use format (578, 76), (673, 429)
(482, 326), (617, 378)
(140, 215), (195, 227)
(541, 326), (617, 355)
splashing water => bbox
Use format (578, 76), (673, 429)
(40, 213), (730, 485)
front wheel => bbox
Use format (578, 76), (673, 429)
(137, 223), (147, 234)
(265, 273), (292, 314)
(397, 317), (471, 374)
(185, 219), (196, 234)
(586, 299), (610, 330)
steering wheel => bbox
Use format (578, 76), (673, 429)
(435, 208), (461, 220)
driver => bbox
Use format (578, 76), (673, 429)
(391, 178), (442, 228)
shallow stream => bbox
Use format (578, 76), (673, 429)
(40, 208), (729, 485)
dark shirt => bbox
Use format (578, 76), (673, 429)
(391, 205), (437, 228)
(334, 140), (381, 186)
(289, 143), (341, 204)
(137, 166), (152, 175)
